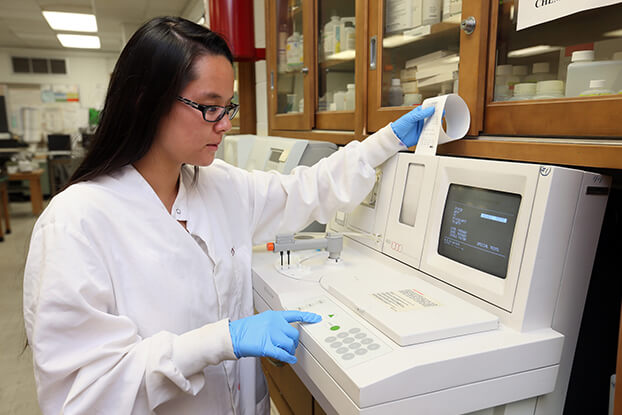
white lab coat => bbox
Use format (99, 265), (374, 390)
(23, 125), (403, 415)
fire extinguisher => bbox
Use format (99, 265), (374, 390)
(208, 0), (264, 61)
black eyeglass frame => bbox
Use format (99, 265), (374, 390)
(176, 96), (239, 122)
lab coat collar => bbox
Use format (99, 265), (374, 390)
(113, 163), (191, 221)
(171, 166), (191, 222)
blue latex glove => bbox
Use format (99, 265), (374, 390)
(390, 105), (436, 147)
(229, 310), (322, 364)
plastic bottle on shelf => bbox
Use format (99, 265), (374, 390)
(524, 62), (555, 83)
(422, 0), (442, 25)
(334, 19), (342, 53)
(341, 18), (356, 51)
(533, 80), (565, 99)
(564, 50), (594, 96)
(509, 83), (536, 101)
(494, 64), (513, 101)
(323, 15), (340, 57)
(565, 50), (622, 96)
(334, 90), (346, 110)
(579, 80), (614, 97)
(388, 78), (404, 106)
(278, 24), (288, 72)
(442, 0), (462, 22)
(286, 32), (302, 69)
(344, 83), (355, 110)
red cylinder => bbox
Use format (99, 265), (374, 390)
(208, 0), (257, 61)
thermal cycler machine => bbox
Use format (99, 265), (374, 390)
(251, 151), (610, 415)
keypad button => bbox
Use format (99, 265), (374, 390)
(336, 347), (348, 354)
(337, 332), (348, 338)
(361, 338), (373, 345)
(325, 336), (337, 343)
(348, 342), (361, 349)
(342, 353), (355, 360)
(367, 343), (380, 350)
(330, 342), (342, 348)
(354, 333), (366, 339)
(348, 328), (361, 334)
(342, 337), (354, 344)
(355, 348), (368, 356)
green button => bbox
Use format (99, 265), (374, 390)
(330, 325), (340, 331)
(328, 314), (335, 318)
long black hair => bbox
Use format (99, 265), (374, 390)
(68, 16), (233, 186)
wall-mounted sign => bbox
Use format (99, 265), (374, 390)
(517, 0), (621, 31)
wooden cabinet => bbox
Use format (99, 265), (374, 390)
(265, 0), (622, 168)
(260, 357), (326, 415)
(266, 0), (363, 135)
(484, 1), (622, 138)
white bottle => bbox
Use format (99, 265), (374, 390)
(494, 64), (513, 101)
(579, 80), (614, 97)
(334, 20), (342, 54)
(344, 83), (355, 110)
(388, 78), (404, 106)
(442, 0), (462, 22)
(524, 62), (555, 83)
(341, 18), (356, 51)
(323, 15), (340, 57)
(509, 83), (536, 101)
(565, 50), (622, 96)
(278, 24), (288, 72)
(334, 90), (346, 110)
(286, 32), (302, 69)
(422, 0), (442, 25)
(533, 80), (565, 99)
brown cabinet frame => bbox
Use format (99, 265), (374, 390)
(483, 0), (622, 138)
(263, 0), (622, 170)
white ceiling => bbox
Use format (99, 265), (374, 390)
(0, 0), (205, 53)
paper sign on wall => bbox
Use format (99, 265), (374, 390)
(517, 0), (621, 31)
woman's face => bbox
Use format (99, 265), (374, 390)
(155, 54), (235, 167)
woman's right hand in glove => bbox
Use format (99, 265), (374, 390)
(229, 310), (322, 364)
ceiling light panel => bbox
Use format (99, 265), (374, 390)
(43, 11), (98, 32)
(57, 34), (101, 49)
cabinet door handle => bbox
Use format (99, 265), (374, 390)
(460, 16), (476, 35)
(270, 71), (274, 90)
(369, 35), (377, 70)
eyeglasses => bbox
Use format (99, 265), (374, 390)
(176, 96), (239, 122)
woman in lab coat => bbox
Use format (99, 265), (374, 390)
(23, 16), (433, 415)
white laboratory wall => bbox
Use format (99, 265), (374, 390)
(254, 0), (269, 135)
(0, 47), (117, 110)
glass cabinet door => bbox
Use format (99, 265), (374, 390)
(367, 0), (488, 133)
(316, 0), (357, 130)
(268, 0), (313, 130)
(486, 1), (622, 137)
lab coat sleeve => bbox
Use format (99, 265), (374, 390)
(24, 222), (236, 414)
(249, 125), (404, 244)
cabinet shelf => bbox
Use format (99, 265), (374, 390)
(320, 50), (356, 71)
(277, 68), (304, 75)
(383, 22), (460, 49)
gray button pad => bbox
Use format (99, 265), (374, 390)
(294, 296), (391, 369)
